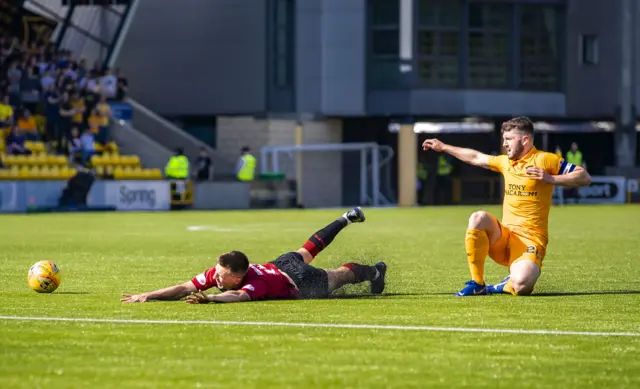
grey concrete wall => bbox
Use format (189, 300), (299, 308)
(115, 0), (267, 115)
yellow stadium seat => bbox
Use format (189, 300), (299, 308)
(119, 155), (133, 165)
(34, 153), (47, 165)
(93, 142), (104, 153)
(59, 166), (69, 178)
(111, 154), (123, 166)
(149, 169), (163, 179)
(0, 169), (9, 179)
(102, 153), (114, 165)
(66, 169), (77, 179)
(95, 166), (105, 177)
(25, 142), (45, 153)
(113, 167), (124, 180)
(4, 154), (16, 166)
(90, 154), (102, 166)
(8, 167), (19, 179)
(55, 155), (67, 165)
(41, 166), (54, 180)
(30, 166), (41, 179)
(19, 166), (30, 178)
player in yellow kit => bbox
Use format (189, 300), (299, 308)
(422, 117), (592, 296)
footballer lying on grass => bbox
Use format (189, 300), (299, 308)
(121, 208), (387, 304)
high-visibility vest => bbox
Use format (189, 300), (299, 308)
(417, 163), (427, 181)
(165, 155), (189, 178)
(566, 151), (583, 166)
(437, 156), (453, 176)
(237, 154), (256, 181)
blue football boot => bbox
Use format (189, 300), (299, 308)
(486, 276), (510, 294)
(455, 280), (487, 296)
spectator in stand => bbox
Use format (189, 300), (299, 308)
(21, 65), (41, 111)
(194, 146), (213, 181)
(17, 109), (38, 140)
(70, 90), (85, 130)
(76, 58), (87, 81)
(100, 67), (117, 99)
(115, 67), (128, 101)
(6, 61), (22, 105)
(87, 107), (103, 143)
(81, 70), (101, 116)
(43, 83), (59, 141)
(41, 68), (56, 90)
(80, 127), (95, 166)
(0, 94), (14, 137)
(96, 94), (111, 142)
(58, 91), (74, 153)
(67, 126), (82, 164)
(5, 126), (31, 155)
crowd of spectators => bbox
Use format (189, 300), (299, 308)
(0, 28), (129, 167)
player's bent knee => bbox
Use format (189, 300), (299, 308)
(511, 282), (534, 296)
(468, 211), (491, 229)
(296, 248), (315, 264)
(509, 272), (537, 296)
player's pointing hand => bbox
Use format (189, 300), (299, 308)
(422, 139), (445, 152)
(526, 166), (555, 184)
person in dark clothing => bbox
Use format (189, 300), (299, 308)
(195, 146), (213, 181)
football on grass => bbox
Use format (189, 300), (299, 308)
(27, 261), (62, 293)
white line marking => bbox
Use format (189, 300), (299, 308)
(0, 316), (637, 337)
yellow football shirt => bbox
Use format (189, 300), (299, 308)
(488, 147), (576, 247)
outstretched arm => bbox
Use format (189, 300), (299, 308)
(422, 139), (492, 170)
(526, 165), (591, 187)
(121, 281), (198, 303)
(185, 290), (251, 304)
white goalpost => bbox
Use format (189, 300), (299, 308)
(259, 143), (395, 207)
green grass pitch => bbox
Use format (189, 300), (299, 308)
(1, 205), (640, 389)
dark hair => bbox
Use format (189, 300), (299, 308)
(501, 116), (534, 135)
(241, 146), (250, 153)
(218, 251), (249, 274)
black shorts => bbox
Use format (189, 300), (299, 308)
(270, 252), (329, 299)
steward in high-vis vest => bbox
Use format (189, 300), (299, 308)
(564, 142), (584, 203)
(236, 146), (256, 182)
(435, 155), (453, 205)
(566, 142), (583, 167)
(165, 148), (190, 179)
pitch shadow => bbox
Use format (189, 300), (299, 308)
(327, 292), (423, 300)
(54, 292), (90, 295)
(533, 290), (640, 297)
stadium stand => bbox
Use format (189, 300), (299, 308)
(0, 27), (161, 181)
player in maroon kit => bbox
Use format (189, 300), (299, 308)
(120, 207), (387, 303)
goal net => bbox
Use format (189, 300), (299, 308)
(257, 143), (395, 209)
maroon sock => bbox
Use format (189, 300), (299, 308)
(342, 263), (378, 283)
(302, 218), (348, 258)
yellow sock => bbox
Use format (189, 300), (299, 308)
(503, 280), (517, 295)
(465, 229), (489, 285)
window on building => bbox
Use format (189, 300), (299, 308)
(416, 0), (461, 87)
(272, 0), (294, 89)
(579, 34), (599, 65)
(519, 5), (563, 91)
(467, 2), (510, 89)
(369, 0), (401, 88)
